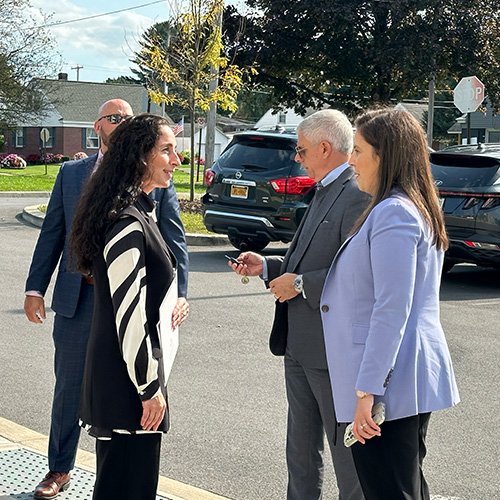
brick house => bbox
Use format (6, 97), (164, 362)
(3, 74), (168, 158)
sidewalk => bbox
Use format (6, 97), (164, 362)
(0, 417), (232, 500)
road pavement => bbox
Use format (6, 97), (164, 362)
(1, 196), (499, 499)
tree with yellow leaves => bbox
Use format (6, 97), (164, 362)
(137, 0), (252, 201)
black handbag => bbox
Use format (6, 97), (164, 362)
(269, 300), (288, 356)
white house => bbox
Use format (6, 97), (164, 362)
(254, 108), (304, 131)
(175, 123), (230, 163)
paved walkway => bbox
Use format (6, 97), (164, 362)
(0, 417), (232, 500)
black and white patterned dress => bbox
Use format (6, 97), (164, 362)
(79, 192), (175, 438)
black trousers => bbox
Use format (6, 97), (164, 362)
(351, 413), (431, 500)
(93, 433), (162, 500)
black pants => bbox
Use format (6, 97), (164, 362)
(351, 413), (431, 500)
(93, 433), (162, 500)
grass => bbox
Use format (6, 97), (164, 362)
(0, 164), (206, 194)
(180, 212), (210, 234)
(8, 165), (209, 233)
(0, 164), (61, 191)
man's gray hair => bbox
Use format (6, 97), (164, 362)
(297, 109), (353, 155)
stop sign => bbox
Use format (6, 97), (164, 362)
(453, 76), (485, 114)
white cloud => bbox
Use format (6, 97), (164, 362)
(29, 0), (172, 81)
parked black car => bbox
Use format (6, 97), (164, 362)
(201, 131), (316, 251)
(430, 144), (500, 272)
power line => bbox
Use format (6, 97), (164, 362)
(39, 0), (168, 29)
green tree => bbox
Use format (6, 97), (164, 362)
(0, 0), (60, 128)
(136, 0), (250, 200)
(228, 0), (500, 115)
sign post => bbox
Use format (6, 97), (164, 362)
(40, 128), (50, 175)
(453, 76), (485, 144)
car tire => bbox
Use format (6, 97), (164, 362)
(229, 236), (269, 252)
(442, 259), (455, 274)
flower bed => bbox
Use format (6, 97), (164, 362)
(1, 153), (27, 169)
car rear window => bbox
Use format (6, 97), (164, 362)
(217, 138), (298, 172)
(431, 154), (500, 188)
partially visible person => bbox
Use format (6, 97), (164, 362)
(229, 110), (369, 500)
(150, 184), (189, 298)
(69, 114), (185, 500)
(321, 109), (460, 500)
(24, 99), (188, 499)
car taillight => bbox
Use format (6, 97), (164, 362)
(204, 168), (215, 186)
(439, 191), (500, 210)
(270, 176), (316, 195)
(464, 241), (500, 250)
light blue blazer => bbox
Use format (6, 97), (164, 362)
(320, 191), (460, 423)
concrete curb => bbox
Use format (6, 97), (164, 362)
(0, 191), (51, 197)
(21, 205), (230, 246)
(0, 417), (233, 500)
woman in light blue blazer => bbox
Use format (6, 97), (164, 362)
(321, 109), (460, 500)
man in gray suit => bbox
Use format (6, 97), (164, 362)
(24, 99), (189, 498)
(229, 110), (370, 500)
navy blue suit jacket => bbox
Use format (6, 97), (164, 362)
(150, 184), (189, 297)
(26, 156), (189, 318)
(26, 155), (97, 318)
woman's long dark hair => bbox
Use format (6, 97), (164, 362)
(69, 113), (170, 274)
(351, 109), (448, 251)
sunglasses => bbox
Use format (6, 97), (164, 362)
(97, 114), (132, 124)
(294, 145), (308, 158)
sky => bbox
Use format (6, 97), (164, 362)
(29, 0), (247, 83)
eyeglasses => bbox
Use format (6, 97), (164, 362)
(294, 145), (307, 158)
(97, 114), (132, 124)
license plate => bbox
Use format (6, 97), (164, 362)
(231, 185), (248, 199)
(439, 197), (445, 208)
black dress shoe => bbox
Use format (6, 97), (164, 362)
(34, 471), (70, 499)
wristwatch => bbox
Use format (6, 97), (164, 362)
(356, 390), (369, 399)
(293, 274), (304, 293)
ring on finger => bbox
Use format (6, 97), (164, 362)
(360, 423), (368, 429)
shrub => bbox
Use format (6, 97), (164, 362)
(180, 149), (190, 165)
(26, 153), (41, 164)
(1, 153), (27, 169)
(73, 152), (88, 160)
(62, 156), (71, 162)
(40, 152), (56, 164)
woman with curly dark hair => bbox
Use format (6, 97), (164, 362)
(69, 113), (184, 500)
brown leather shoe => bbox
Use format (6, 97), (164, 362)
(33, 471), (70, 499)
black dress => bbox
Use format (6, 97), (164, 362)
(80, 191), (175, 433)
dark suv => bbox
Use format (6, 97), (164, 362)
(201, 131), (315, 251)
(430, 144), (500, 272)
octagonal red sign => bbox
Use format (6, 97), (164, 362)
(453, 76), (485, 114)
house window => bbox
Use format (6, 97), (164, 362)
(487, 131), (500, 143)
(84, 128), (99, 149)
(13, 128), (25, 148)
(278, 112), (287, 124)
(39, 127), (55, 148)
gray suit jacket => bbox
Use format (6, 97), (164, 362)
(266, 166), (370, 368)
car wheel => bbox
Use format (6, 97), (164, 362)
(229, 236), (269, 252)
(442, 259), (455, 274)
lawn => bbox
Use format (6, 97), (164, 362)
(3, 165), (210, 233)
(0, 165), (207, 195)
(0, 164), (60, 191)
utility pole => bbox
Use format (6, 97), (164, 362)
(71, 65), (84, 81)
(427, 72), (435, 148)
